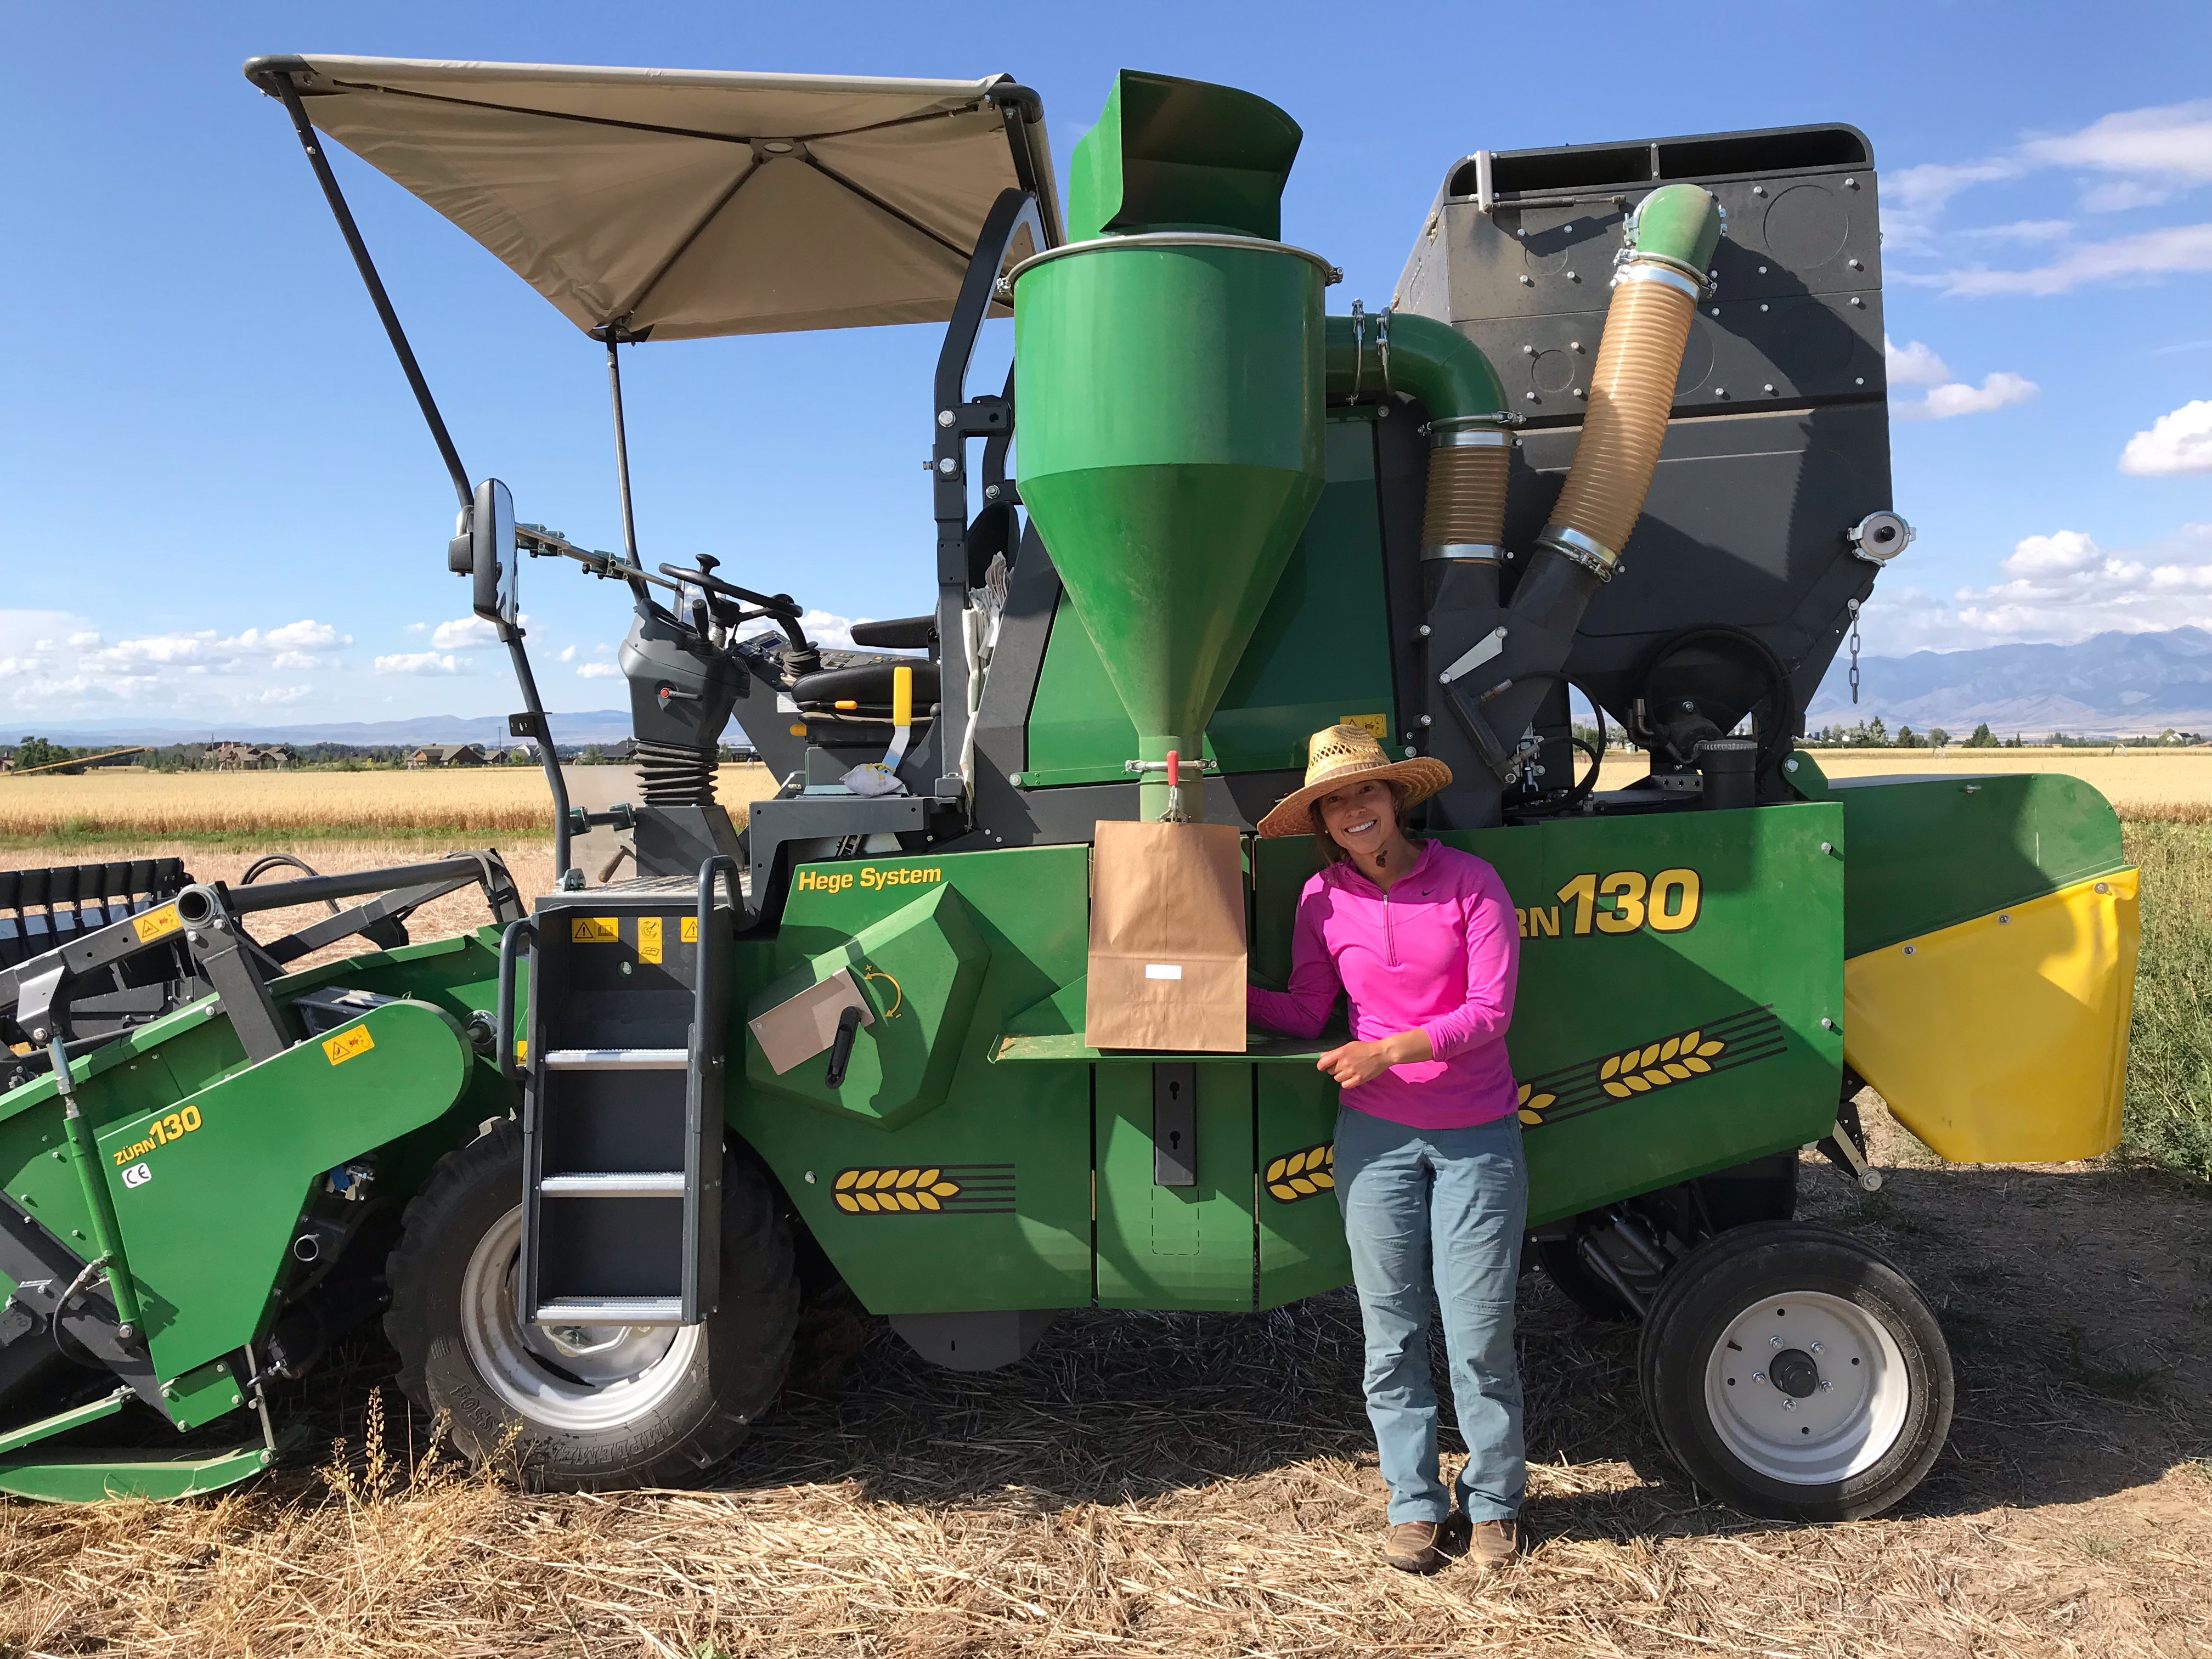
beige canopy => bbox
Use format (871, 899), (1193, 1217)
(246, 55), (1061, 340)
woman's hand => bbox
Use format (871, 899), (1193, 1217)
(1316, 1029), (1432, 1088)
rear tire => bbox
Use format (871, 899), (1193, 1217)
(1638, 1221), (1951, 1521)
(385, 1121), (798, 1490)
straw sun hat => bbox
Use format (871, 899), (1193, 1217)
(1255, 724), (1453, 839)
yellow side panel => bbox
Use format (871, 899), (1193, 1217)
(1842, 870), (2137, 1163)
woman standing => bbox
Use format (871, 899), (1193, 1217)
(1249, 725), (1525, 1576)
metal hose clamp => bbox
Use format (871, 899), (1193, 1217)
(1350, 298), (1365, 403)
(1377, 303), (1394, 395)
(1536, 522), (1621, 582)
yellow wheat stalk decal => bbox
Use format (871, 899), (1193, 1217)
(1599, 1030), (1724, 1098)
(832, 1166), (961, 1213)
(1265, 1142), (1334, 1203)
(1516, 1081), (1559, 1126)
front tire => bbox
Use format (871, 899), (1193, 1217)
(385, 1121), (798, 1490)
(1638, 1221), (1952, 1521)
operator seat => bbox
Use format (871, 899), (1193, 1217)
(789, 658), (940, 738)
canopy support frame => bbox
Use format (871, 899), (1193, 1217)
(267, 73), (471, 511)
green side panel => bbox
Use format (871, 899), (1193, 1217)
(1256, 1068), (1350, 1308)
(1024, 419), (1396, 786)
(274, 930), (524, 1200)
(1014, 238), (1324, 766)
(729, 846), (1094, 1315)
(1067, 70), (1303, 241)
(1255, 803), (1847, 1229)
(92, 1000), (473, 1380)
(1094, 1063), (1256, 1310)
(744, 883), (990, 1130)
(1824, 772), (2128, 956)
(0, 1441), (270, 1503)
(160, 1356), (244, 1431)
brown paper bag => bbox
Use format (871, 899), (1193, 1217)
(1085, 820), (1247, 1052)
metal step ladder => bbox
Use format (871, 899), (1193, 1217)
(514, 867), (735, 1327)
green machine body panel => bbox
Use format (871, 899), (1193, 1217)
(728, 845), (1096, 1316)
(1254, 803), (1847, 1233)
(1093, 1063), (1257, 1310)
(88, 998), (473, 1379)
(1024, 416), (1398, 787)
(745, 882), (990, 1129)
(1780, 761), (2129, 955)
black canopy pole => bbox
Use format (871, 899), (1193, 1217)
(268, 74), (472, 509)
(603, 335), (642, 569)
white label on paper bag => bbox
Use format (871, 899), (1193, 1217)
(1143, 963), (1183, 980)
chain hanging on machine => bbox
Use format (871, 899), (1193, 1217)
(1847, 599), (1863, 706)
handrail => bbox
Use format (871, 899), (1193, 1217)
(496, 917), (536, 1085)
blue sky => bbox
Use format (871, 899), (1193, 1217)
(2, 1), (2207, 731)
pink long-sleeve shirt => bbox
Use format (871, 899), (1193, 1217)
(1248, 839), (1520, 1129)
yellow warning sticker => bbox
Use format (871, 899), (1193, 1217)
(1339, 713), (1390, 742)
(322, 1026), (375, 1065)
(680, 916), (698, 944)
(132, 904), (182, 944)
(637, 916), (664, 964)
(571, 917), (620, 944)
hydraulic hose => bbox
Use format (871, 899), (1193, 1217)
(1325, 310), (1511, 562)
(1536, 184), (1724, 577)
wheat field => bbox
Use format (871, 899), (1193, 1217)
(0, 765), (778, 838)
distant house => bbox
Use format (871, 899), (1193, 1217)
(208, 742), (292, 771)
(599, 738), (641, 763)
(407, 743), (488, 769)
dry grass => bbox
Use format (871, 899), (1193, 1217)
(0, 765), (777, 840)
(4, 1118), (2210, 1656)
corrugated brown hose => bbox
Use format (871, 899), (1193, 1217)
(1539, 183), (1724, 575)
(1546, 275), (1695, 558)
(1420, 432), (1510, 557)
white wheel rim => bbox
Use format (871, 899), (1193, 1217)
(458, 1205), (702, 1433)
(1702, 1288), (1910, 1485)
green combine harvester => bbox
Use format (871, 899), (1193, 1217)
(0, 59), (2137, 1521)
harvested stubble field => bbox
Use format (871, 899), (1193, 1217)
(2, 810), (2211, 1656)
(0, 765), (777, 843)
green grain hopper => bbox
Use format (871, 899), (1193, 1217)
(0, 60), (2136, 1522)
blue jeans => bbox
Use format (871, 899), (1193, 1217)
(1334, 1105), (1527, 1524)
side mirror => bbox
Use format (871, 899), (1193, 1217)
(448, 479), (518, 627)
(475, 479), (517, 626)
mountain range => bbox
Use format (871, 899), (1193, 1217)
(1804, 627), (2212, 737)
(20, 627), (2212, 747)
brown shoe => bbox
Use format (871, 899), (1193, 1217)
(1464, 1517), (1519, 1571)
(1383, 1520), (1444, 1573)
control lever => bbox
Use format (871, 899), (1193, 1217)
(823, 1004), (863, 1088)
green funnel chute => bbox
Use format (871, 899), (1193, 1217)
(1013, 71), (1327, 818)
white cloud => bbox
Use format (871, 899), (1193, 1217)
(431, 616), (499, 650)
(1928, 223), (2212, 297)
(2018, 100), (2212, 184)
(2083, 180), (2173, 213)
(1883, 336), (1950, 386)
(2120, 399), (2212, 476)
(375, 652), (470, 675)
(1888, 101), (2212, 292)
(576, 661), (621, 679)
(1894, 370), (2038, 421)
(556, 645), (577, 662)
(795, 609), (870, 651)
(2002, 529), (2103, 577)
(1960, 218), (2074, 242)
(1859, 523), (2212, 651)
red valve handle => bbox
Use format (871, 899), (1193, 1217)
(1165, 749), (1180, 788)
